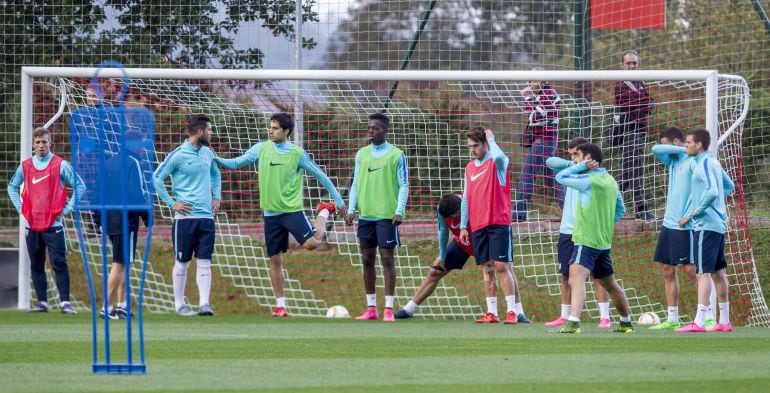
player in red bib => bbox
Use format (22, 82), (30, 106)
(8, 127), (85, 314)
(459, 127), (528, 324)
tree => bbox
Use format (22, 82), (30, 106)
(104, 0), (319, 68)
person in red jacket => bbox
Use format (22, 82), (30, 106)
(7, 127), (85, 313)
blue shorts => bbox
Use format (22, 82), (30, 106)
(694, 230), (727, 274)
(357, 219), (400, 249)
(443, 240), (472, 271)
(570, 244), (614, 279)
(557, 233), (574, 276)
(172, 218), (215, 262)
(654, 227), (694, 265)
(264, 211), (315, 257)
(109, 231), (138, 263)
(471, 225), (512, 264)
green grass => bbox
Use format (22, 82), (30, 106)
(2, 312), (770, 393)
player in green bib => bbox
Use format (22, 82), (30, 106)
(344, 113), (409, 323)
(216, 113), (345, 317)
(554, 143), (634, 334)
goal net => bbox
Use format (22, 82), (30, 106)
(21, 68), (770, 326)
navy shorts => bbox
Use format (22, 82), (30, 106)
(557, 233), (574, 276)
(443, 240), (472, 271)
(471, 225), (512, 264)
(264, 211), (315, 257)
(357, 219), (400, 249)
(570, 244), (614, 279)
(109, 231), (138, 263)
(25, 226), (67, 270)
(654, 227), (694, 265)
(694, 230), (727, 274)
(172, 218), (215, 262)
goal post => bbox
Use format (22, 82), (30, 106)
(18, 67), (769, 326)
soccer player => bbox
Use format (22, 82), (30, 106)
(459, 127), (528, 324)
(394, 193), (531, 323)
(344, 113), (408, 323)
(554, 143), (634, 333)
(216, 113), (345, 317)
(543, 137), (612, 329)
(153, 114), (221, 317)
(647, 127), (698, 329)
(7, 127), (86, 314)
(100, 129), (150, 319)
(676, 128), (735, 333)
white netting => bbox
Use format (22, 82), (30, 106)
(27, 70), (769, 326)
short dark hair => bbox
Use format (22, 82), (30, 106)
(437, 194), (461, 218)
(577, 143), (604, 165)
(567, 137), (589, 149)
(660, 127), (685, 143)
(464, 126), (486, 144)
(686, 128), (711, 151)
(187, 114), (211, 135)
(368, 112), (390, 130)
(270, 113), (295, 136)
(621, 50), (639, 62)
(32, 127), (50, 139)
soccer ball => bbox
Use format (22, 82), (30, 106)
(325, 305), (350, 318)
(637, 311), (661, 325)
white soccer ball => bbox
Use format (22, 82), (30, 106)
(637, 311), (661, 325)
(326, 305), (350, 318)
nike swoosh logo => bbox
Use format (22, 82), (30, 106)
(498, 255), (507, 259)
(679, 257), (688, 261)
(269, 162), (284, 166)
(186, 160), (194, 165)
(470, 169), (488, 182)
(31, 175), (50, 184)
(450, 224), (459, 230)
(303, 231), (312, 237)
(367, 167), (381, 173)
(386, 239), (396, 244)
(55, 228), (63, 233)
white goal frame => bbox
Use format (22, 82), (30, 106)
(17, 67), (731, 311)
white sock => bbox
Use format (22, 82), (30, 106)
(318, 209), (330, 219)
(366, 293), (376, 307)
(117, 301), (127, 309)
(196, 259), (212, 306)
(718, 302), (730, 325)
(385, 296), (394, 309)
(172, 261), (190, 309)
(505, 295), (516, 313)
(514, 302), (524, 315)
(598, 302), (610, 319)
(707, 305), (715, 321)
(560, 304), (571, 319)
(276, 297), (286, 308)
(404, 300), (418, 314)
(486, 297), (498, 316)
(667, 306), (679, 323)
(568, 316), (580, 322)
(619, 315), (631, 323)
(694, 304), (708, 327)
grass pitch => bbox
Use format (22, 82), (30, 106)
(2, 312), (770, 393)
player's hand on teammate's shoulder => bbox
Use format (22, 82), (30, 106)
(586, 159), (599, 170)
(392, 214), (403, 226)
(171, 201), (192, 214)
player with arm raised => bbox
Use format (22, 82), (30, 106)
(543, 137), (612, 329)
(676, 128), (735, 333)
(7, 127), (86, 314)
(460, 127), (529, 324)
(153, 114), (221, 317)
(647, 127), (698, 329)
(344, 113), (408, 323)
(554, 143), (634, 334)
(216, 113), (344, 317)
